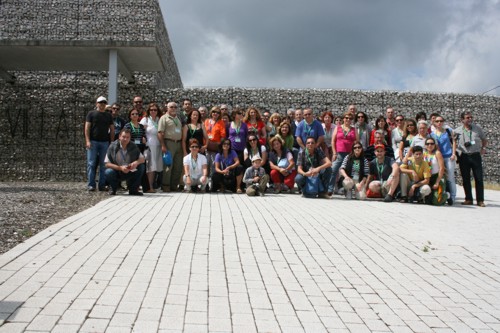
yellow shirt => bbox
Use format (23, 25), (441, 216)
(401, 157), (431, 181)
(158, 114), (182, 140)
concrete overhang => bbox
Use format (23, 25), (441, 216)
(0, 40), (166, 80)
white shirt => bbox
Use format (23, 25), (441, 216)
(183, 153), (207, 179)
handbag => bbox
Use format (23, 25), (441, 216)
(277, 157), (290, 169)
(303, 175), (324, 198)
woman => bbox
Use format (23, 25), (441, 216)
(268, 113), (282, 138)
(227, 108), (248, 165)
(276, 121), (294, 151)
(204, 106), (226, 177)
(321, 111), (335, 160)
(182, 109), (208, 156)
(370, 115), (391, 145)
(268, 136), (297, 193)
(212, 138), (244, 193)
(339, 141), (369, 200)
(221, 113), (231, 138)
(424, 137), (447, 205)
(355, 111), (372, 150)
(398, 119), (417, 163)
(329, 112), (359, 195)
(334, 115), (342, 127)
(409, 120), (429, 151)
(243, 107), (267, 146)
(430, 115), (456, 205)
(139, 103), (163, 193)
(243, 134), (269, 175)
(125, 108), (147, 153)
(125, 108), (149, 192)
(183, 138), (208, 192)
(391, 115), (406, 163)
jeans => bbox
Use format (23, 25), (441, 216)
(443, 157), (457, 201)
(87, 140), (109, 189)
(328, 152), (347, 193)
(295, 167), (332, 193)
(105, 164), (145, 193)
(458, 153), (484, 202)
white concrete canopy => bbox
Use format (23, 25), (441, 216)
(0, 39), (167, 103)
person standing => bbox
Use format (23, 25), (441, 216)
(455, 111), (488, 207)
(110, 103), (126, 138)
(133, 96), (146, 120)
(158, 102), (184, 192)
(296, 108), (325, 152)
(84, 96), (114, 191)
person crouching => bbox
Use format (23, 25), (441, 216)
(243, 155), (269, 196)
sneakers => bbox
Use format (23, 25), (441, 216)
(383, 194), (393, 202)
(129, 191), (144, 196)
(87, 186), (96, 192)
(318, 192), (332, 199)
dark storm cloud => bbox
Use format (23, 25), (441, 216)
(160, 0), (500, 93)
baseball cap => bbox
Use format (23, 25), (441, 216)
(96, 96), (107, 103)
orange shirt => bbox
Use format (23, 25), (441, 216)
(205, 119), (226, 143)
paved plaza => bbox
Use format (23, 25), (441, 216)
(0, 187), (499, 332)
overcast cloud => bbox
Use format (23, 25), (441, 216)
(159, 0), (500, 95)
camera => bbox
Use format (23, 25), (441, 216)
(464, 142), (471, 148)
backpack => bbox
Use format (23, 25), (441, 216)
(303, 176), (324, 198)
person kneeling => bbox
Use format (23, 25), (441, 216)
(366, 144), (400, 202)
(105, 129), (146, 196)
(399, 145), (431, 203)
(183, 139), (208, 193)
(295, 136), (333, 199)
(243, 155), (269, 196)
(339, 141), (369, 200)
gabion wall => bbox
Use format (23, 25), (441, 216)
(0, 0), (182, 88)
(0, 77), (498, 183)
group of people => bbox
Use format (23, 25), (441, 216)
(85, 97), (488, 206)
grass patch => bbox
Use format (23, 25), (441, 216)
(471, 181), (500, 191)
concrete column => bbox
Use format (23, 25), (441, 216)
(108, 49), (118, 104)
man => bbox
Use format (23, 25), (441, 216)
(399, 145), (431, 203)
(198, 106), (208, 121)
(347, 104), (357, 118)
(110, 103), (126, 138)
(84, 96), (114, 191)
(455, 111), (488, 207)
(286, 108), (295, 122)
(220, 104), (229, 116)
(133, 96), (145, 120)
(364, 130), (395, 162)
(291, 108), (303, 152)
(385, 106), (397, 130)
(158, 102), (183, 192)
(366, 144), (400, 202)
(104, 129), (145, 195)
(295, 108), (325, 151)
(295, 136), (332, 199)
(179, 98), (192, 125)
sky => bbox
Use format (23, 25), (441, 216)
(159, 0), (500, 95)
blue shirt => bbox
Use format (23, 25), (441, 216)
(295, 119), (325, 144)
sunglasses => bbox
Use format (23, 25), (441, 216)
(190, 145), (199, 149)
(130, 113), (139, 116)
(212, 111), (221, 114)
(97, 101), (107, 104)
(396, 119), (404, 122)
(435, 120), (444, 123)
(248, 138), (257, 142)
(306, 142), (315, 145)
(357, 115), (365, 118)
(425, 142), (435, 145)
(353, 146), (363, 150)
(344, 117), (353, 120)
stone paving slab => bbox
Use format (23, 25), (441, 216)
(0, 187), (499, 332)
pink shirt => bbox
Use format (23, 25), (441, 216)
(335, 126), (356, 153)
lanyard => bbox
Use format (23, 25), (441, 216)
(464, 127), (473, 141)
(304, 122), (313, 136)
(130, 122), (139, 135)
(305, 149), (314, 166)
(149, 116), (158, 129)
(189, 124), (198, 137)
(191, 155), (197, 170)
(375, 159), (384, 179)
(233, 121), (241, 135)
(342, 126), (350, 138)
